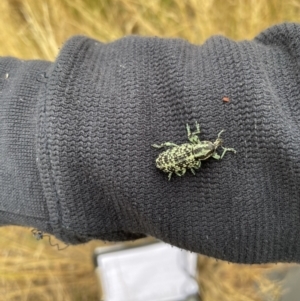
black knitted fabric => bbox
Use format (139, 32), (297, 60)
(1, 23), (300, 263)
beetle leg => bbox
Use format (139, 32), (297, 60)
(175, 168), (186, 177)
(190, 168), (195, 175)
(220, 147), (236, 159)
(152, 142), (178, 149)
(212, 152), (221, 160)
(186, 123), (192, 141)
(194, 160), (201, 169)
(187, 122), (201, 144)
(168, 172), (173, 181)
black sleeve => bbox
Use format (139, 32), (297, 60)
(1, 22), (300, 263)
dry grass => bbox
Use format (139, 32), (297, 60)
(1, 0), (300, 300)
(198, 256), (290, 301)
(2, 0), (300, 60)
(0, 227), (101, 301)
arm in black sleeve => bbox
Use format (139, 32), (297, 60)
(1, 22), (300, 263)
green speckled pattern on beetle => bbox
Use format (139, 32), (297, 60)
(152, 122), (236, 180)
(156, 143), (198, 172)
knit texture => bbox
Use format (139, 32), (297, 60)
(0, 58), (52, 233)
(1, 23), (300, 263)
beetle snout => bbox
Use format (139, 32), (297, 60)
(215, 138), (223, 148)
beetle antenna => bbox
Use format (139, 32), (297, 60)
(217, 129), (225, 138)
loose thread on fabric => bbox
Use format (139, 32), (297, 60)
(31, 229), (69, 251)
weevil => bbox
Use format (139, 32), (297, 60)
(152, 122), (236, 180)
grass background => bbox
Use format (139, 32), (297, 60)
(0, 0), (299, 300)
